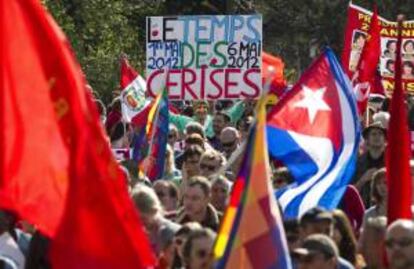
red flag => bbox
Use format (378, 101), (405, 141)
(1, 0), (156, 268)
(119, 57), (148, 122)
(353, 6), (381, 114)
(262, 52), (287, 97)
(372, 70), (386, 96)
(120, 57), (139, 89)
(386, 17), (412, 224)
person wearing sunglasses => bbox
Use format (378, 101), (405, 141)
(171, 222), (203, 268)
(386, 220), (414, 269)
(199, 150), (226, 178)
(182, 227), (216, 269)
(219, 127), (240, 160)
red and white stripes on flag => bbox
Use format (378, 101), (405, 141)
(119, 57), (148, 122)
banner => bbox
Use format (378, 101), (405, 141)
(146, 15), (262, 100)
(342, 3), (414, 95)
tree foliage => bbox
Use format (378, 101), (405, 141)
(42, 0), (414, 102)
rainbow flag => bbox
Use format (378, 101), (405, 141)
(139, 89), (169, 181)
(213, 101), (292, 269)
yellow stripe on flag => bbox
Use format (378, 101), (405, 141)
(214, 207), (237, 258)
(146, 92), (162, 135)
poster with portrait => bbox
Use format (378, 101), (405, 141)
(342, 3), (414, 95)
(146, 15), (262, 100)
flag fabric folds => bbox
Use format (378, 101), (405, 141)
(352, 6), (381, 115)
(1, 0), (156, 268)
(262, 52), (287, 97)
(213, 101), (292, 269)
(386, 19), (412, 224)
(139, 89), (169, 181)
(119, 57), (148, 123)
(267, 48), (361, 218)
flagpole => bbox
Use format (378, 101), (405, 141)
(216, 66), (275, 178)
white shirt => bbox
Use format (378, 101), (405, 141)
(0, 232), (25, 269)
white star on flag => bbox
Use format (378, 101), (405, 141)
(294, 85), (331, 124)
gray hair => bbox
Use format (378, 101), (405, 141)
(130, 184), (162, 215)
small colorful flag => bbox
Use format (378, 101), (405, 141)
(140, 89), (169, 181)
(213, 100), (292, 269)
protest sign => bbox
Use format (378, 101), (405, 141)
(342, 3), (414, 95)
(146, 15), (262, 100)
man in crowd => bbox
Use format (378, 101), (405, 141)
(353, 121), (387, 207)
(209, 111), (230, 151)
(199, 150), (226, 178)
(386, 220), (414, 269)
(131, 184), (180, 254)
(176, 176), (221, 231)
(293, 234), (352, 269)
(300, 207), (334, 239)
(359, 217), (387, 269)
(181, 145), (205, 185)
(182, 227), (216, 269)
(219, 127), (240, 160)
(210, 176), (232, 213)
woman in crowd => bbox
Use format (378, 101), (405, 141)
(332, 210), (360, 267)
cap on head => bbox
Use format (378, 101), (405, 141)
(300, 207), (333, 226)
(362, 121), (387, 139)
(293, 234), (339, 259)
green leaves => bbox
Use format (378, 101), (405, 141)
(43, 0), (414, 99)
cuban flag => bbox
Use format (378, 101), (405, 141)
(267, 48), (361, 219)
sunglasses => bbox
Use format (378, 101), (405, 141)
(385, 238), (414, 249)
(195, 249), (209, 259)
(168, 134), (176, 139)
(155, 191), (168, 198)
(200, 163), (217, 171)
(222, 141), (235, 148)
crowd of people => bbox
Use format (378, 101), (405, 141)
(2, 93), (414, 269)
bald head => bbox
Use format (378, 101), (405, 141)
(388, 220), (414, 232)
(220, 127), (239, 140)
(386, 220), (414, 269)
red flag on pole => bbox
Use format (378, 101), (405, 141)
(386, 16), (413, 225)
(1, 0), (156, 268)
(353, 6), (381, 115)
